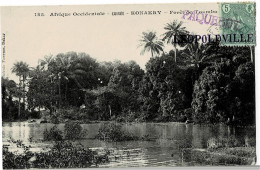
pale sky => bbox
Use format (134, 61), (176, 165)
(1, 3), (219, 82)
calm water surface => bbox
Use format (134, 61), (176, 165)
(2, 122), (255, 167)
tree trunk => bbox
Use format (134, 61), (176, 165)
(18, 76), (21, 120)
(22, 75), (26, 110)
(18, 98), (21, 120)
(174, 45), (177, 63)
(194, 64), (199, 83)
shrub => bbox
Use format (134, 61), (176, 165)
(43, 126), (63, 141)
(33, 141), (96, 168)
(96, 122), (138, 142)
(3, 141), (110, 169)
(3, 146), (33, 169)
(96, 122), (123, 142)
(64, 121), (87, 140)
(30, 110), (41, 119)
(50, 115), (59, 124)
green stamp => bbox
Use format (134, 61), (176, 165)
(219, 2), (256, 46)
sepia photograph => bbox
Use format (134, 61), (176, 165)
(0, 1), (257, 168)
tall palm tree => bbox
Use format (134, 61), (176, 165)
(55, 52), (91, 106)
(181, 42), (221, 82)
(38, 55), (54, 71)
(11, 61), (30, 118)
(162, 20), (189, 63)
(55, 53), (73, 106)
(139, 31), (164, 57)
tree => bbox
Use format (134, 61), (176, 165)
(55, 52), (73, 107)
(11, 61), (30, 118)
(232, 62), (255, 124)
(191, 56), (255, 125)
(2, 77), (19, 120)
(139, 54), (186, 121)
(39, 52), (100, 107)
(90, 87), (120, 120)
(181, 42), (221, 83)
(162, 20), (189, 63)
(105, 61), (144, 119)
(38, 55), (55, 71)
(27, 69), (58, 114)
(139, 31), (164, 57)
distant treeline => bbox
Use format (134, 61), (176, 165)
(2, 21), (255, 125)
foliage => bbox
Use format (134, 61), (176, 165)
(192, 55), (254, 125)
(2, 77), (19, 120)
(139, 54), (187, 121)
(43, 126), (63, 141)
(55, 107), (88, 121)
(11, 61), (30, 117)
(96, 122), (138, 142)
(162, 20), (189, 62)
(7, 23), (255, 125)
(64, 121), (87, 140)
(139, 31), (164, 57)
(27, 69), (58, 114)
(3, 141), (110, 169)
(50, 114), (60, 124)
(3, 146), (33, 169)
(88, 61), (144, 121)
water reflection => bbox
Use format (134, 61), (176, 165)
(2, 122), (256, 167)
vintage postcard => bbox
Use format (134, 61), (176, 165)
(1, 2), (257, 168)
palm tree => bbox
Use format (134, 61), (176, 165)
(162, 20), (189, 63)
(181, 42), (221, 82)
(55, 52), (91, 106)
(56, 53), (72, 103)
(38, 55), (54, 71)
(139, 31), (164, 57)
(11, 61), (30, 118)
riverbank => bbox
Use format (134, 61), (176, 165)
(2, 121), (256, 167)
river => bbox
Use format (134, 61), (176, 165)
(2, 121), (256, 167)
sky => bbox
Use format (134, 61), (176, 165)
(1, 3), (219, 82)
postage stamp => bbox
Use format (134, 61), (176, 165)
(219, 2), (256, 46)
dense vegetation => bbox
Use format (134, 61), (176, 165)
(2, 21), (255, 125)
(3, 141), (109, 169)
